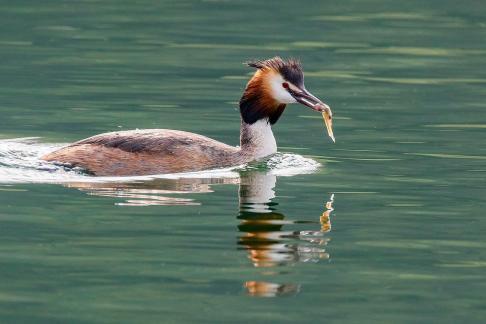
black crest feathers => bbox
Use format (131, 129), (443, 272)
(246, 56), (304, 87)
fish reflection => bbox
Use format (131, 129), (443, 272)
(238, 171), (334, 297)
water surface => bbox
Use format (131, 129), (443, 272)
(1, 0), (486, 323)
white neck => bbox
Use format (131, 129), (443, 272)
(240, 119), (277, 160)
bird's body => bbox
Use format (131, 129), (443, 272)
(43, 121), (277, 176)
(42, 57), (333, 176)
(43, 129), (240, 176)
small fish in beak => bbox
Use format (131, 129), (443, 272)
(283, 84), (335, 143)
(317, 103), (335, 143)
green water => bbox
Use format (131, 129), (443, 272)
(1, 0), (486, 322)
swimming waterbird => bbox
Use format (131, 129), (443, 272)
(42, 57), (334, 176)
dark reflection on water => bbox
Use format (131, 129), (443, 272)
(238, 171), (334, 297)
(63, 170), (334, 298)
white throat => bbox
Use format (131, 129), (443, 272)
(241, 119), (277, 159)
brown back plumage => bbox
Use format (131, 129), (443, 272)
(74, 129), (208, 153)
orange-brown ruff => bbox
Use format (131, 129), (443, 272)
(42, 57), (332, 176)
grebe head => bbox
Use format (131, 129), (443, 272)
(239, 56), (331, 125)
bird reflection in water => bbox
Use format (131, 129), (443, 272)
(65, 177), (239, 206)
(237, 172), (334, 297)
(64, 170), (334, 298)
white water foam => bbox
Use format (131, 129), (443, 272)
(0, 138), (320, 184)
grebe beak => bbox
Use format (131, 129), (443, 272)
(288, 87), (335, 142)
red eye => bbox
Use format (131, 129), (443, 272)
(282, 82), (289, 89)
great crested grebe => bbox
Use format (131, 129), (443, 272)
(42, 57), (334, 176)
